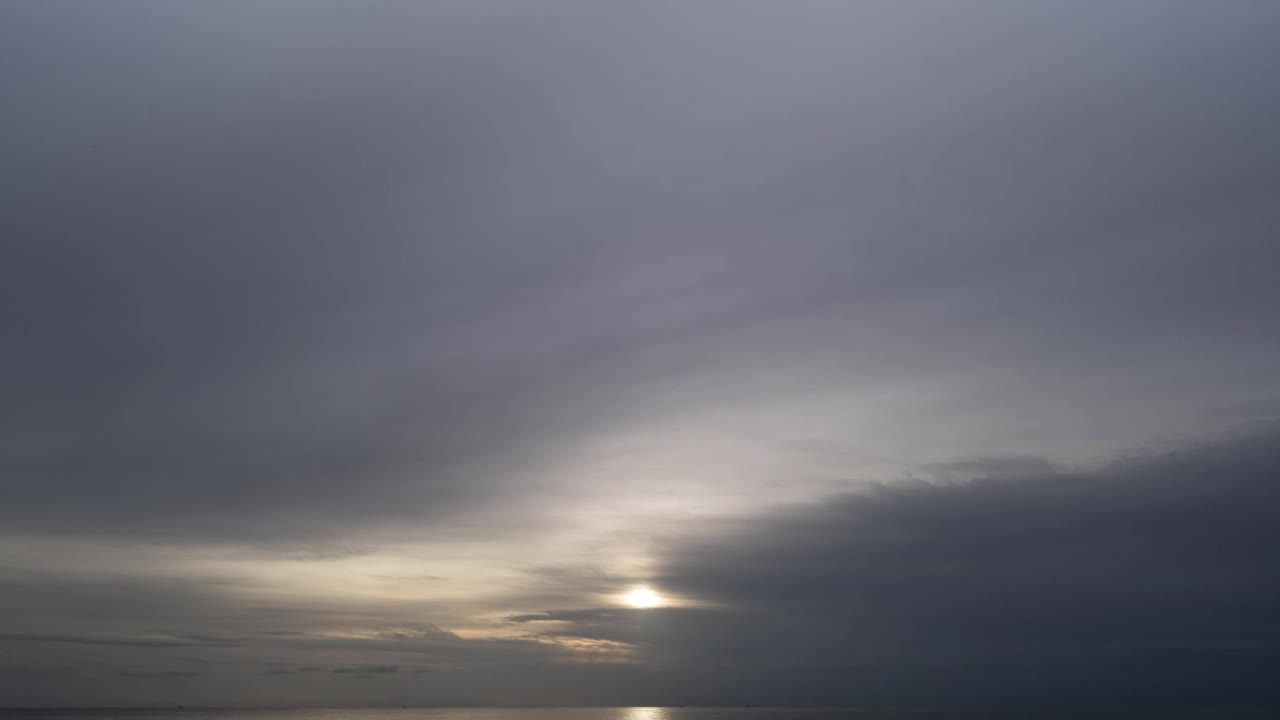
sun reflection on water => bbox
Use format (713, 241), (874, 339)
(623, 707), (668, 720)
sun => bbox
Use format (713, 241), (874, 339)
(623, 586), (663, 608)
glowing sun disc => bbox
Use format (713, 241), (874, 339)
(623, 586), (663, 608)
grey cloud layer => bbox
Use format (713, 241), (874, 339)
(5, 0), (1280, 544)
(525, 427), (1280, 706)
(3, 0), (1280, 707)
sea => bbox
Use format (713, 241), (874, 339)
(0, 707), (1275, 720)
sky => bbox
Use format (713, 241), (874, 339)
(3, 0), (1280, 708)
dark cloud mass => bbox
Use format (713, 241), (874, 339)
(2, 0), (1280, 708)
(632, 428), (1280, 705)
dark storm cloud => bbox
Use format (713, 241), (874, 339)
(531, 426), (1280, 705)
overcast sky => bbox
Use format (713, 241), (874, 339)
(3, 0), (1280, 708)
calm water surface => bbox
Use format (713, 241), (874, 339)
(1, 708), (1274, 720)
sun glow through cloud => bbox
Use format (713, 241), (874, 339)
(623, 586), (663, 608)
